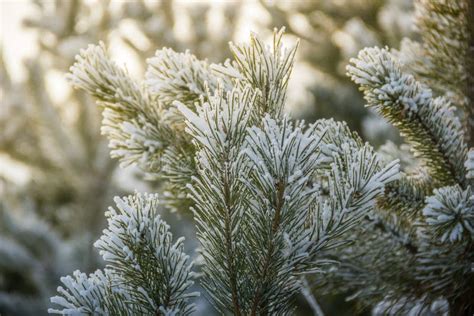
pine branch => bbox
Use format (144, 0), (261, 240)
(309, 142), (400, 255)
(345, 44), (473, 313)
(305, 120), (401, 251)
(246, 117), (398, 313)
(242, 116), (325, 315)
(347, 47), (467, 186)
(177, 86), (258, 314)
(68, 43), (205, 210)
(399, 0), (474, 146)
(50, 193), (197, 315)
(144, 46), (241, 209)
(146, 48), (224, 109)
(212, 28), (298, 119)
(296, 119), (404, 266)
(416, 192), (474, 315)
(49, 270), (131, 316)
(68, 43), (179, 176)
(422, 185), (474, 243)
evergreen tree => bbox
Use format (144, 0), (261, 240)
(12, 0), (470, 315)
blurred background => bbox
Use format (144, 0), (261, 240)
(0, 0), (413, 315)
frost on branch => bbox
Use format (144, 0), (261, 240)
(68, 43), (201, 210)
(68, 43), (177, 175)
(416, 197), (474, 313)
(423, 185), (474, 243)
(49, 270), (129, 315)
(347, 46), (467, 186)
(241, 116), (324, 314)
(240, 116), (399, 313)
(178, 86), (400, 313)
(146, 48), (224, 110)
(177, 86), (257, 314)
(49, 193), (197, 315)
(212, 28), (298, 119)
(310, 136), (401, 254)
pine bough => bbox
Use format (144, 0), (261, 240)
(49, 193), (197, 315)
(50, 2), (473, 313)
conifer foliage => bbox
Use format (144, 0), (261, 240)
(49, 193), (197, 315)
(334, 0), (473, 314)
(50, 0), (473, 313)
